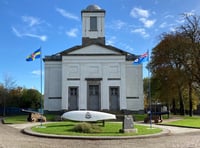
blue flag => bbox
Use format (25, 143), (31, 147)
(133, 51), (148, 65)
(26, 48), (41, 61)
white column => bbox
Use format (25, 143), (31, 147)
(120, 62), (127, 110)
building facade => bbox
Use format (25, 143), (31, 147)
(44, 5), (144, 112)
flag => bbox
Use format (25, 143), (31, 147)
(133, 51), (149, 65)
(26, 48), (41, 61)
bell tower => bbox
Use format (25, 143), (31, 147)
(81, 5), (105, 46)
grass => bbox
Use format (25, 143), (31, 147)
(3, 115), (28, 124)
(133, 113), (170, 122)
(3, 113), (168, 124)
(32, 121), (162, 136)
(3, 113), (153, 124)
(133, 114), (146, 121)
(163, 116), (200, 128)
(3, 114), (58, 124)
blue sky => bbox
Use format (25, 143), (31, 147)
(1, 0), (200, 92)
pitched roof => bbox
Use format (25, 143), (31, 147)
(44, 43), (137, 62)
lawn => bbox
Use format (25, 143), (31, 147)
(32, 121), (162, 136)
(3, 114), (163, 137)
(3, 114), (57, 124)
(133, 113), (170, 122)
(3, 113), (148, 124)
(163, 116), (200, 128)
(133, 114), (146, 121)
(3, 115), (28, 124)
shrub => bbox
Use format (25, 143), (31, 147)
(73, 122), (101, 133)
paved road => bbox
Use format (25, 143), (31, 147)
(1, 121), (200, 148)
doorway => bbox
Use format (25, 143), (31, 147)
(109, 86), (120, 111)
(87, 80), (101, 111)
(68, 87), (78, 110)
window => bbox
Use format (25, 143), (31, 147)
(110, 87), (119, 96)
(90, 16), (97, 31)
(89, 85), (99, 95)
(69, 87), (78, 96)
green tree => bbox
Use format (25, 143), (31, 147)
(178, 14), (200, 116)
(0, 85), (4, 108)
(149, 21), (200, 115)
(149, 33), (189, 115)
(1, 74), (16, 116)
(143, 77), (164, 109)
(20, 89), (41, 109)
(8, 87), (23, 107)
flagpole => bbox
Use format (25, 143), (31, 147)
(40, 47), (43, 126)
(148, 50), (152, 128)
(133, 50), (151, 127)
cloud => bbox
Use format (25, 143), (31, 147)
(56, 7), (79, 21)
(116, 21), (126, 29)
(24, 33), (47, 41)
(183, 10), (195, 17)
(159, 22), (167, 28)
(176, 17), (185, 24)
(130, 7), (149, 18)
(106, 36), (116, 45)
(131, 28), (149, 38)
(120, 43), (134, 53)
(106, 36), (134, 53)
(139, 18), (156, 28)
(169, 27), (176, 32)
(31, 70), (44, 76)
(164, 15), (174, 19)
(112, 20), (126, 30)
(66, 28), (78, 37)
(12, 15), (49, 41)
(130, 7), (156, 28)
(12, 27), (22, 37)
(22, 16), (41, 27)
(32, 70), (40, 75)
(12, 27), (47, 41)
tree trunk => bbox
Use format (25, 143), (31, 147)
(189, 82), (193, 116)
(172, 98), (176, 115)
(179, 88), (185, 115)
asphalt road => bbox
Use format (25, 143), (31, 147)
(1, 120), (200, 148)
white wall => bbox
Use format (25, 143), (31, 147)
(82, 12), (105, 38)
(44, 46), (144, 112)
(61, 55), (127, 110)
(126, 62), (144, 111)
(44, 62), (62, 111)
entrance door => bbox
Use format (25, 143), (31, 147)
(88, 85), (100, 111)
(110, 87), (119, 111)
(68, 87), (78, 110)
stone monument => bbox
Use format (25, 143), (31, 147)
(122, 115), (137, 133)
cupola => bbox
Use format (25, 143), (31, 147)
(81, 4), (105, 45)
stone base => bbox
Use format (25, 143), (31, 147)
(121, 128), (138, 133)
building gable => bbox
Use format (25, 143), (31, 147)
(44, 44), (137, 61)
(67, 44), (122, 55)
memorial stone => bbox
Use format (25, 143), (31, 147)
(122, 115), (137, 133)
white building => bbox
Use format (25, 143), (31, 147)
(44, 5), (144, 113)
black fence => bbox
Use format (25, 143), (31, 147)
(0, 107), (38, 116)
